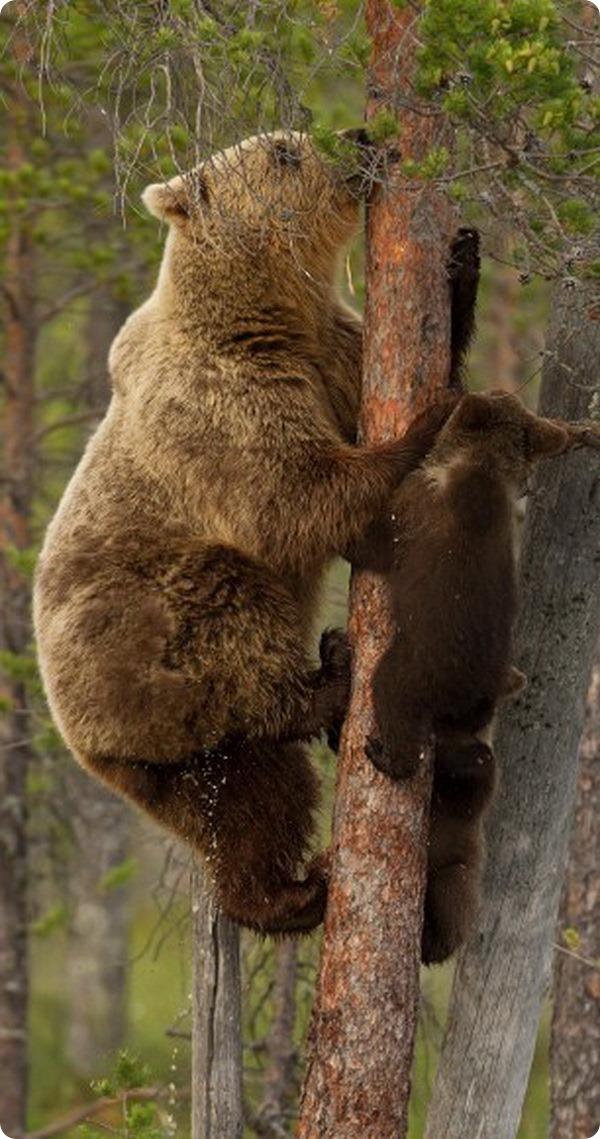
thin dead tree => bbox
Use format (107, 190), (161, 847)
(550, 649), (600, 1139)
(254, 940), (300, 1137)
(66, 289), (132, 1077)
(297, 3), (457, 1135)
(425, 274), (600, 1139)
(191, 866), (243, 1139)
(0, 12), (37, 1131)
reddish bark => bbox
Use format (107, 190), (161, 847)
(297, 4), (456, 1136)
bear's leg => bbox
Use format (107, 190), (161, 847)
(433, 733), (497, 819)
(421, 862), (479, 965)
(422, 737), (497, 964)
(85, 739), (328, 935)
(365, 644), (428, 780)
(153, 544), (351, 751)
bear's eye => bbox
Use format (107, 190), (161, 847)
(272, 141), (301, 171)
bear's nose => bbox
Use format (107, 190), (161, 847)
(339, 127), (373, 150)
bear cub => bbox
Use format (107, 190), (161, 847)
(366, 391), (592, 963)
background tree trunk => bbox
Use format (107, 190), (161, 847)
(0, 33), (36, 1133)
(424, 280), (600, 1139)
(191, 867), (243, 1139)
(66, 293), (131, 1078)
(254, 941), (299, 1138)
(550, 650), (600, 1139)
(297, 4), (456, 1136)
(66, 771), (130, 1077)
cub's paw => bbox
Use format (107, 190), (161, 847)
(326, 722), (342, 755)
(421, 917), (460, 967)
(319, 627), (351, 681)
(318, 629), (351, 745)
(403, 393), (462, 453)
(503, 665), (527, 699)
(306, 847), (332, 884)
(365, 735), (421, 781)
(436, 737), (495, 781)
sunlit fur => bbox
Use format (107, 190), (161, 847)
(34, 130), (453, 935)
(367, 392), (570, 962)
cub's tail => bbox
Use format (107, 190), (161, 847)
(448, 227), (480, 391)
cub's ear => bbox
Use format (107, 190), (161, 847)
(451, 393), (495, 432)
(526, 417), (569, 457)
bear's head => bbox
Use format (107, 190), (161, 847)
(432, 391), (569, 487)
(142, 130), (370, 313)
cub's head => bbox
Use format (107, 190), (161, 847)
(142, 130), (370, 298)
(435, 391), (569, 485)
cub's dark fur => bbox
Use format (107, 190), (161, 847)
(34, 131), (467, 936)
(366, 393), (576, 962)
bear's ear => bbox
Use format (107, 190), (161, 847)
(142, 180), (190, 223)
(451, 393), (495, 432)
(526, 417), (569, 457)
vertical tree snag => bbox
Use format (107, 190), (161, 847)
(298, 5), (456, 1136)
(67, 293), (131, 1078)
(550, 651), (600, 1139)
(0, 17), (36, 1133)
(191, 867), (243, 1139)
(425, 280), (600, 1139)
(255, 940), (299, 1137)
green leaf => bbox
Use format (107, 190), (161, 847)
(98, 857), (138, 893)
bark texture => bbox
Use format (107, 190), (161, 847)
(550, 653), (600, 1139)
(425, 282), (600, 1139)
(191, 867), (243, 1139)
(297, 4), (456, 1136)
(0, 23), (36, 1132)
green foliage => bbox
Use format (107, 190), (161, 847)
(561, 925), (581, 951)
(366, 109), (400, 143)
(414, 0), (599, 276)
(0, 648), (40, 688)
(98, 857), (139, 894)
(4, 543), (38, 580)
(79, 1054), (172, 1139)
(92, 1050), (151, 1096)
(31, 904), (68, 938)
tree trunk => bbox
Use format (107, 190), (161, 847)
(66, 770), (130, 1077)
(297, 4), (456, 1136)
(254, 940), (299, 1137)
(0, 32), (36, 1134)
(191, 867), (243, 1139)
(66, 294), (131, 1078)
(550, 651), (600, 1139)
(425, 281), (600, 1139)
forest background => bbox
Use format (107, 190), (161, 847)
(0, 1), (598, 1137)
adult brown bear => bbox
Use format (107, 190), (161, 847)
(34, 131), (468, 935)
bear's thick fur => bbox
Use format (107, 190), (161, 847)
(366, 391), (584, 961)
(34, 131), (462, 935)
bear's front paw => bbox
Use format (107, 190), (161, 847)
(326, 722), (342, 755)
(436, 737), (495, 782)
(319, 627), (351, 681)
(365, 733), (422, 780)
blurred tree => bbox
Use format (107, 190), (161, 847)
(65, 273), (132, 1079)
(424, 265), (600, 1139)
(550, 651), (600, 1139)
(0, 11), (38, 1130)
